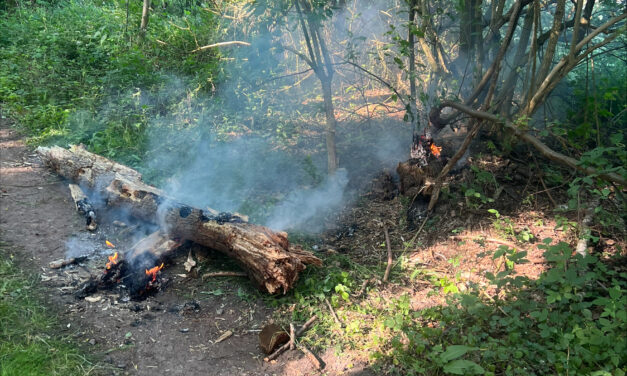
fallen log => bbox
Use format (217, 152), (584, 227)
(37, 145), (321, 294)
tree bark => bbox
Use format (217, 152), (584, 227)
(321, 78), (338, 174)
(37, 145), (322, 294)
(140, 0), (151, 33)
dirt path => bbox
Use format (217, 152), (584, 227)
(1, 118), (366, 376)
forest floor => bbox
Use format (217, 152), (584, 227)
(0, 117), (377, 376)
(1, 115), (625, 376)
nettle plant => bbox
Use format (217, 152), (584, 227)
(377, 239), (627, 375)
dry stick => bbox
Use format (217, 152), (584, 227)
(264, 315), (318, 362)
(531, 153), (557, 207)
(575, 196), (601, 256)
(191, 41), (251, 53)
(289, 324), (295, 350)
(300, 344), (324, 370)
(324, 298), (342, 326)
(450, 235), (522, 251)
(383, 227), (393, 282)
(201, 271), (247, 279)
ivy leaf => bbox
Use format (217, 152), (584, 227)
(440, 345), (477, 363)
(443, 359), (484, 375)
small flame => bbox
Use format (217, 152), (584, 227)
(105, 252), (119, 270)
(145, 263), (165, 282)
(430, 143), (442, 158)
(105, 240), (115, 248)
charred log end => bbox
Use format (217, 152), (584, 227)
(134, 190), (146, 199)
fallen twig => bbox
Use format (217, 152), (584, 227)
(289, 324), (295, 350)
(264, 315), (317, 362)
(450, 235), (521, 251)
(201, 271), (247, 280)
(383, 226), (393, 282)
(324, 298), (342, 326)
(191, 41), (250, 53)
(49, 256), (87, 269)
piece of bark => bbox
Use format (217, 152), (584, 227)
(68, 184), (97, 231)
(37, 145), (321, 294)
(259, 324), (290, 354)
(264, 315), (318, 361)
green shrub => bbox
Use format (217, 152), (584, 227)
(378, 241), (627, 375)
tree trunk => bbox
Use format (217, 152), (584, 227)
(37, 145), (322, 294)
(140, 0), (151, 33)
(408, 0), (418, 130)
(321, 78), (338, 174)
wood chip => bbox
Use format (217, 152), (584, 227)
(184, 251), (196, 272)
(215, 330), (233, 344)
(85, 295), (102, 303)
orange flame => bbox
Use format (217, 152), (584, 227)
(105, 240), (115, 248)
(105, 252), (119, 270)
(145, 263), (165, 282)
(430, 143), (442, 158)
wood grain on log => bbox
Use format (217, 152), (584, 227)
(37, 145), (321, 294)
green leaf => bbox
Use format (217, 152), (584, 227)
(443, 359), (484, 375)
(440, 345), (478, 363)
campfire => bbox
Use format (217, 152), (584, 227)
(38, 144), (322, 300)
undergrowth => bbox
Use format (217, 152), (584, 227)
(271, 241), (626, 375)
(0, 0), (222, 167)
(0, 247), (99, 375)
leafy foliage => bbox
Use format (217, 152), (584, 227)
(376, 241), (627, 375)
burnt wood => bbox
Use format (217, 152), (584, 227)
(37, 145), (322, 294)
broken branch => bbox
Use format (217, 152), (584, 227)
(191, 40), (250, 53)
(383, 226), (393, 282)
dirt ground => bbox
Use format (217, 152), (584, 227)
(0, 118), (378, 376)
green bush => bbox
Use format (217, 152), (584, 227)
(0, 0), (222, 166)
(378, 241), (627, 375)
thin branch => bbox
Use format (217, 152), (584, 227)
(383, 226), (393, 282)
(342, 60), (407, 107)
(191, 41), (250, 53)
(439, 101), (627, 186)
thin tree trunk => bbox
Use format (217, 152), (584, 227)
(141, 0), (151, 33)
(408, 0), (418, 130)
(321, 78), (338, 174)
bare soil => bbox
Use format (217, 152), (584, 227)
(0, 118), (375, 376)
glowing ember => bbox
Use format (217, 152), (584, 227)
(145, 263), (164, 282)
(105, 240), (115, 248)
(430, 143), (442, 158)
(105, 252), (119, 270)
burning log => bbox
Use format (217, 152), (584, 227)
(68, 184), (97, 231)
(37, 145), (322, 294)
(78, 232), (182, 299)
